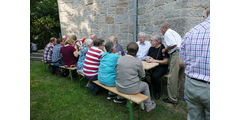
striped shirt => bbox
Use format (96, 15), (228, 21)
(43, 42), (54, 62)
(180, 16), (210, 82)
(83, 46), (104, 77)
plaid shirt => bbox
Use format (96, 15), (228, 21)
(43, 42), (54, 62)
(180, 16), (210, 82)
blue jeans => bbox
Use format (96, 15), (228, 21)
(86, 76), (100, 95)
(52, 60), (64, 66)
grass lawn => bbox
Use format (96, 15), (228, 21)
(30, 61), (187, 120)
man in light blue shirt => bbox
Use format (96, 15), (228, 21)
(136, 32), (151, 61)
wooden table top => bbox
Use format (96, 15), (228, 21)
(141, 61), (159, 70)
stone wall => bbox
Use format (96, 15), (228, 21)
(137, 0), (210, 40)
(58, 0), (133, 49)
(58, 0), (209, 49)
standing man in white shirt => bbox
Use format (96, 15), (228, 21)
(136, 32), (151, 61)
(161, 22), (185, 104)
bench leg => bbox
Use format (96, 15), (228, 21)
(127, 100), (134, 120)
(69, 70), (73, 82)
(138, 104), (141, 120)
(79, 76), (84, 86)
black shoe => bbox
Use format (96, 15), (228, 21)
(113, 97), (126, 104)
(162, 98), (178, 105)
(106, 94), (117, 100)
(91, 86), (99, 96)
(154, 93), (160, 100)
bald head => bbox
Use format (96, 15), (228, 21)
(62, 35), (67, 42)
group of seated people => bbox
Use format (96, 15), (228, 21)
(43, 32), (169, 112)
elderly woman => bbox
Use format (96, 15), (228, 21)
(77, 38), (93, 73)
(60, 39), (79, 67)
(98, 41), (120, 100)
(109, 36), (125, 56)
(146, 35), (169, 100)
(116, 42), (156, 112)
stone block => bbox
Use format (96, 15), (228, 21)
(118, 33), (128, 41)
(108, 7), (116, 14)
(115, 15), (129, 24)
(194, 0), (210, 8)
(138, 7), (145, 15)
(110, 0), (117, 7)
(154, 0), (165, 7)
(105, 16), (114, 24)
(117, 0), (128, 7)
(129, 25), (133, 34)
(97, 15), (105, 24)
(181, 8), (203, 17)
(85, 0), (93, 6)
(120, 24), (129, 33)
(174, 0), (193, 9)
(116, 8), (124, 15)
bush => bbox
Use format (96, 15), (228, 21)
(30, 0), (61, 49)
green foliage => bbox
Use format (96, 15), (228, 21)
(30, 0), (61, 49)
(31, 61), (187, 120)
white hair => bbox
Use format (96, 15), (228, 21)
(152, 34), (162, 43)
(138, 32), (146, 37)
(90, 34), (96, 38)
(84, 38), (93, 46)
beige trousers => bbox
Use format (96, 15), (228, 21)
(167, 51), (185, 102)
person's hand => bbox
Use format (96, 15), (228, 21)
(146, 56), (152, 63)
(148, 57), (155, 63)
(162, 49), (166, 53)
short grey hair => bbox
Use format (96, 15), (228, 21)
(160, 22), (170, 30)
(90, 34), (96, 38)
(84, 38), (93, 46)
(105, 41), (115, 53)
(152, 34), (162, 43)
(138, 32), (146, 37)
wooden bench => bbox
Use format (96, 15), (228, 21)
(59, 65), (76, 82)
(92, 80), (148, 120)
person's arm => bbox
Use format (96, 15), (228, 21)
(179, 32), (189, 67)
(72, 46), (78, 57)
(162, 45), (176, 53)
(138, 61), (145, 78)
(179, 57), (184, 67)
(149, 58), (168, 65)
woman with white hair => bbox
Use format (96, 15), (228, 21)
(77, 38), (93, 73)
(146, 35), (169, 100)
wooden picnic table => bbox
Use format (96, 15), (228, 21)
(141, 61), (159, 70)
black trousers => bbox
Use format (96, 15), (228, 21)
(151, 66), (168, 95)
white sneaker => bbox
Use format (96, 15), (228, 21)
(145, 101), (156, 112)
